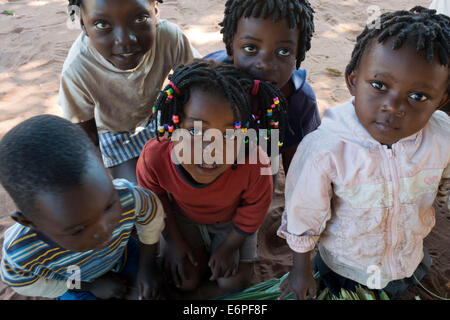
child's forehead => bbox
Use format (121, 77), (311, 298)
(183, 89), (237, 121)
(358, 38), (448, 89)
(236, 14), (298, 32)
(34, 170), (116, 222)
(81, 0), (153, 12)
(234, 15), (300, 45)
(362, 37), (438, 67)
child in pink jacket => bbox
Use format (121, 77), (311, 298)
(278, 6), (449, 299)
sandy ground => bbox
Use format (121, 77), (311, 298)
(1, 0), (449, 300)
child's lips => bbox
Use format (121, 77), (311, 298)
(374, 121), (400, 132)
(113, 51), (141, 59)
(199, 162), (218, 169)
(195, 163), (221, 175)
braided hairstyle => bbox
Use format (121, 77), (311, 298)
(220, 0), (315, 69)
(346, 6), (450, 75)
(152, 59), (287, 149)
(68, 0), (164, 19)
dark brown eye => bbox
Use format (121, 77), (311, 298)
(135, 15), (149, 24)
(370, 81), (386, 91)
(243, 45), (257, 54)
(94, 20), (111, 30)
(409, 92), (428, 102)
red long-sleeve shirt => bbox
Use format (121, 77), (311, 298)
(136, 138), (273, 234)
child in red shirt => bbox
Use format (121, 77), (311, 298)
(137, 60), (287, 298)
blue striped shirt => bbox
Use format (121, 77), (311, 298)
(1, 179), (162, 288)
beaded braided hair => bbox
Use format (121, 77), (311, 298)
(151, 59), (287, 148)
(220, 0), (315, 69)
(345, 6), (450, 113)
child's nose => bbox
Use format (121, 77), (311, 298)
(255, 52), (275, 71)
(114, 27), (138, 47)
(93, 219), (113, 241)
(381, 95), (405, 117)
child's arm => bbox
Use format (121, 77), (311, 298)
(77, 118), (99, 147)
(171, 22), (202, 64)
(135, 142), (198, 288)
(207, 155), (274, 279)
(58, 67), (97, 144)
(158, 192), (198, 287)
(135, 242), (161, 299)
(130, 185), (166, 299)
(278, 251), (316, 300)
(208, 229), (246, 280)
(277, 134), (333, 300)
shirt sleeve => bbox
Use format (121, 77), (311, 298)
(1, 257), (67, 298)
(131, 186), (166, 245)
(58, 68), (95, 124)
(232, 160), (274, 235)
(277, 136), (333, 253)
(173, 23), (202, 65)
(300, 82), (321, 137)
(284, 82), (321, 151)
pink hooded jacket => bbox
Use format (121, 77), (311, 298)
(277, 99), (450, 289)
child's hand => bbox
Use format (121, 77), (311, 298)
(87, 273), (127, 299)
(163, 239), (198, 288)
(278, 251), (316, 300)
(278, 268), (316, 300)
(208, 242), (238, 281)
(135, 262), (164, 300)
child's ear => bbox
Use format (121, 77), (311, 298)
(436, 91), (449, 110)
(153, 1), (160, 24)
(345, 70), (358, 96)
(79, 8), (87, 35)
(10, 211), (37, 229)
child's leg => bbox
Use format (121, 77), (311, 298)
(209, 224), (257, 294)
(159, 236), (209, 292)
(160, 211), (210, 293)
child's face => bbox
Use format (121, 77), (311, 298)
(174, 89), (237, 185)
(81, 0), (158, 70)
(230, 16), (299, 96)
(346, 39), (449, 147)
(29, 158), (122, 252)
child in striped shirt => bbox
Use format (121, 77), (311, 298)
(0, 115), (165, 300)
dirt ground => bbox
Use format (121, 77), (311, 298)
(0, 0), (448, 300)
